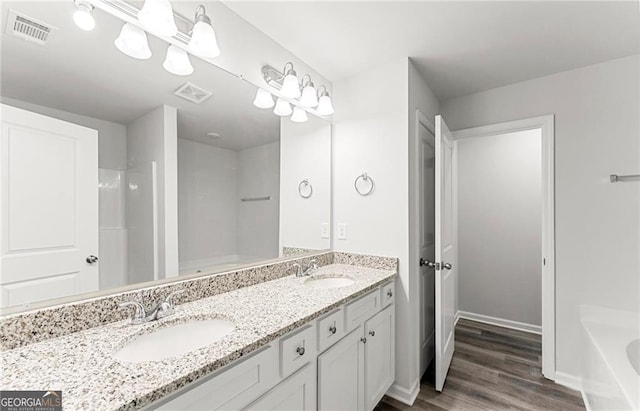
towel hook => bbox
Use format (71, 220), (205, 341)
(298, 179), (313, 198)
(354, 173), (375, 196)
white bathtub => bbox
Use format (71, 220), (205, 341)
(581, 305), (640, 411)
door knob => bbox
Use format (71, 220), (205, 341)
(420, 258), (436, 268)
(442, 262), (452, 270)
(86, 255), (99, 264)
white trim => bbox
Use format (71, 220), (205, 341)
(452, 115), (556, 380)
(386, 378), (421, 406)
(555, 371), (582, 392)
(457, 310), (541, 335)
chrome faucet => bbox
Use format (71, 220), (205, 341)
(292, 259), (319, 277)
(119, 290), (185, 325)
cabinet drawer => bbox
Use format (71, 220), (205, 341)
(344, 289), (380, 331)
(153, 344), (279, 410)
(317, 309), (345, 353)
(280, 323), (316, 378)
(380, 281), (395, 308)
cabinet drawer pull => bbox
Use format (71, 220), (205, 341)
(369, 330), (375, 337)
(360, 337), (367, 344)
(329, 325), (337, 335)
(296, 346), (305, 356)
(387, 290), (393, 297)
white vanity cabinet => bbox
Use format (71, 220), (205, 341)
(148, 280), (395, 411)
(317, 305), (395, 411)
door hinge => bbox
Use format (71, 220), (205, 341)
(543, 258), (546, 266)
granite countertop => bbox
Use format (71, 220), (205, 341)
(0, 264), (396, 411)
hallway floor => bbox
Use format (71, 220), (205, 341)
(377, 319), (585, 410)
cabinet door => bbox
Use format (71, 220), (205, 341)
(364, 306), (395, 410)
(245, 364), (315, 411)
(317, 326), (364, 411)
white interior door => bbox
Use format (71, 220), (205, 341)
(434, 115), (456, 391)
(0, 104), (98, 308)
(417, 115), (436, 377)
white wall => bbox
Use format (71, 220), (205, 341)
(333, 58), (429, 402)
(177, 139), (238, 269)
(237, 141), (280, 258)
(279, 116), (332, 252)
(457, 129), (542, 326)
(127, 105), (179, 279)
(0, 97), (127, 170)
(441, 55), (640, 379)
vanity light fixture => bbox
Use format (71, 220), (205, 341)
(73, 0), (95, 31)
(163, 45), (194, 76)
(253, 88), (275, 109)
(280, 62), (301, 99)
(138, 0), (178, 37)
(114, 23), (152, 60)
(274, 97), (293, 116)
(316, 85), (335, 116)
(299, 75), (318, 108)
(188, 5), (220, 58)
(291, 107), (308, 123)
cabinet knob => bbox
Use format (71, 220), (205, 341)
(369, 330), (375, 337)
(360, 337), (367, 344)
(329, 325), (337, 335)
(387, 290), (393, 298)
(296, 346), (305, 356)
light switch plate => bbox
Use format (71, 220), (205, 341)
(321, 223), (330, 239)
(337, 223), (347, 240)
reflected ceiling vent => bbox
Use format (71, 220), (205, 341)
(5, 9), (56, 45)
(174, 82), (212, 104)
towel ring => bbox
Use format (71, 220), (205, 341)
(354, 173), (375, 196)
(298, 179), (313, 198)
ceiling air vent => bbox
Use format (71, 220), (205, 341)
(5, 9), (56, 45)
(174, 82), (213, 104)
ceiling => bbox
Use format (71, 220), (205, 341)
(0, 1), (280, 151)
(224, 1), (640, 101)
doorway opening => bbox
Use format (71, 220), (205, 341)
(453, 115), (555, 380)
(416, 114), (556, 392)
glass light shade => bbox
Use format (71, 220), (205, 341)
(114, 23), (152, 60)
(291, 107), (308, 123)
(138, 0), (177, 37)
(163, 45), (194, 76)
(253, 88), (274, 109)
(299, 85), (318, 108)
(280, 73), (301, 99)
(316, 94), (334, 115)
(188, 21), (220, 58)
(273, 98), (292, 116)
(73, 4), (95, 31)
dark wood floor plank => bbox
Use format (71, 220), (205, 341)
(377, 319), (585, 411)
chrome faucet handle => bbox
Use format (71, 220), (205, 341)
(119, 301), (146, 325)
(156, 290), (185, 320)
(291, 263), (303, 277)
(164, 290), (185, 306)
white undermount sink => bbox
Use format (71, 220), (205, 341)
(114, 318), (235, 363)
(305, 276), (355, 289)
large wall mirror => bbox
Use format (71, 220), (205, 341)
(0, 1), (331, 313)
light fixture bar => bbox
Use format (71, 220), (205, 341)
(88, 0), (191, 43)
(262, 65), (285, 90)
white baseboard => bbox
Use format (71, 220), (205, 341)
(554, 371), (582, 391)
(457, 310), (542, 335)
(386, 379), (420, 406)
